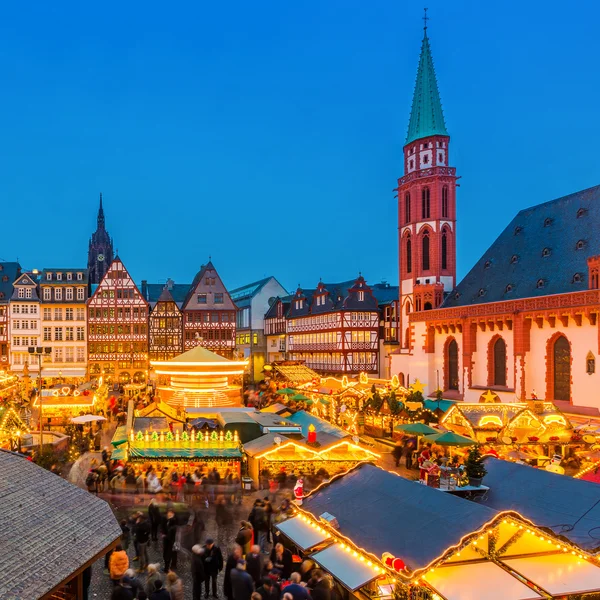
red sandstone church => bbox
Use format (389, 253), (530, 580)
(390, 23), (600, 414)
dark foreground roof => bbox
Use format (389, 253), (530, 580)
(302, 463), (499, 572)
(480, 457), (600, 552)
(443, 184), (600, 307)
(0, 451), (121, 599)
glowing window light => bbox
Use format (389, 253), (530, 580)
(478, 415), (503, 428)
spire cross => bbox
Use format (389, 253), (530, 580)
(423, 7), (429, 33)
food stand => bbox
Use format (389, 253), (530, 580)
(34, 387), (97, 429)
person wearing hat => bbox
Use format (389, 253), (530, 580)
(202, 538), (224, 598)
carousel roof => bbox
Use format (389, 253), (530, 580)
(163, 346), (234, 364)
(481, 458), (600, 552)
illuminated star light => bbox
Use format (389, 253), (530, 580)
(410, 379), (426, 394)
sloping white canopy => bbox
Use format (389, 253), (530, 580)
(503, 554), (600, 595)
(275, 517), (330, 551)
(310, 544), (380, 592)
(423, 562), (542, 600)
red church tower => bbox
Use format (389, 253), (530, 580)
(397, 17), (457, 349)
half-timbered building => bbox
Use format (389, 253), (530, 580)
(264, 296), (291, 364)
(286, 276), (381, 375)
(181, 261), (237, 358)
(0, 262), (21, 367)
(87, 257), (149, 384)
(146, 281), (185, 361)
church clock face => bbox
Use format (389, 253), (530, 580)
(97, 254), (105, 262)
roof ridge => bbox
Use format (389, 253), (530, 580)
(516, 183), (600, 216)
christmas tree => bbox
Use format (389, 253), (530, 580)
(166, 431), (174, 442)
(465, 446), (487, 481)
(225, 430), (233, 442)
(151, 431), (158, 442)
(210, 430), (218, 442)
(136, 431), (144, 442)
(182, 431), (189, 441)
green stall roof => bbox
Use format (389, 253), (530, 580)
(111, 425), (128, 448)
(129, 446), (242, 460)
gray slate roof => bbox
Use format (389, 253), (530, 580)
(444, 184), (600, 307)
(480, 457), (600, 552)
(302, 463), (499, 572)
(145, 283), (190, 305)
(0, 450), (121, 599)
(0, 262), (21, 302)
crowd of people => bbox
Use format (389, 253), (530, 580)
(102, 491), (334, 600)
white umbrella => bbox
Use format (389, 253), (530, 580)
(71, 414), (106, 424)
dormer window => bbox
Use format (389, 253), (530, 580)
(543, 217), (553, 227)
(46, 273), (52, 281)
(514, 226), (523, 235)
(505, 284), (514, 293)
(56, 273), (62, 281)
(454, 292), (460, 300)
(478, 288), (486, 297)
(358, 291), (365, 301)
(295, 299), (303, 310)
(536, 279), (545, 289)
(577, 208), (587, 218)
(542, 248), (551, 257)
(67, 272), (72, 280)
(573, 273), (583, 283)
(576, 240), (585, 250)
(484, 260), (491, 269)
(510, 255), (519, 265)
(77, 272), (83, 281)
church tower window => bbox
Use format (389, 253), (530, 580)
(421, 187), (430, 219)
(442, 186), (448, 218)
(441, 230), (448, 270)
(405, 193), (411, 223)
(406, 236), (412, 274)
(422, 231), (430, 271)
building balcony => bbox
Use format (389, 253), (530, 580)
(399, 166), (456, 186)
(347, 342), (378, 350)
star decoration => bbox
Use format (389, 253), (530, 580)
(481, 389), (497, 403)
(410, 379), (426, 394)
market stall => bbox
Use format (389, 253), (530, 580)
(34, 387), (97, 429)
(0, 404), (29, 450)
(277, 462), (600, 600)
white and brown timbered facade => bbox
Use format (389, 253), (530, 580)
(286, 277), (380, 374)
(264, 297), (290, 363)
(148, 287), (183, 361)
(181, 262), (236, 358)
(88, 257), (149, 384)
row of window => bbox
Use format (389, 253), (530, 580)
(150, 335), (181, 347)
(236, 333), (259, 345)
(45, 272), (84, 281)
(89, 307), (147, 319)
(184, 329), (233, 341)
(11, 337), (38, 347)
(405, 229), (450, 274)
(404, 186), (450, 224)
(89, 324), (147, 336)
(290, 332), (341, 345)
(185, 312), (232, 323)
(88, 361), (147, 372)
(197, 293), (224, 304)
(88, 342), (148, 353)
(12, 321), (37, 330)
(12, 304), (37, 314)
(95, 288), (138, 300)
(10, 350), (85, 365)
(41, 287), (85, 301)
(43, 308), (86, 321)
(42, 327), (86, 341)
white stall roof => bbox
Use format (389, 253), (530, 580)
(275, 517), (330, 551)
(503, 554), (600, 596)
(311, 544), (380, 591)
(423, 562), (542, 600)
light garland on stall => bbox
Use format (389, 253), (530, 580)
(573, 461), (600, 479)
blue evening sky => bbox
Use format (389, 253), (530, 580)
(0, 1), (598, 293)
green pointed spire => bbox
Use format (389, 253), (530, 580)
(405, 31), (448, 145)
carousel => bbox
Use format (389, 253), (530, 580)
(151, 346), (247, 408)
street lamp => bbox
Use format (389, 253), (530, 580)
(28, 346), (52, 454)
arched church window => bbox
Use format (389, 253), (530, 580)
(447, 339), (459, 390)
(441, 230), (448, 270)
(492, 337), (507, 386)
(587, 352), (595, 375)
(553, 336), (571, 401)
(442, 186), (449, 218)
(422, 232), (430, 271)
(422, 187), (430, 219)
(405, 193), (411, 223)
(406, 236), (412, 274)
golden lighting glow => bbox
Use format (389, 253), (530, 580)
(478, 415), (503, 428)
(543, 414), (567, 426)
(255, 439), (380, 461)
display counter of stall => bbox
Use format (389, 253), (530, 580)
(111, 415), (243, 478)
(441, 400), (574, 456)
(244, 430), (379, 488)
(274, 462), (600, 600)
(34, 386), (97, 429)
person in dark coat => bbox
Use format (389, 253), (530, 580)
(150, 579), (170, 600)
(230, 560), (254, 600)
(309, 570), (331, 600)
(203, 538), (224, 598)
(256, 578), (278, 600)
(283, 573), (310, 600)
(245, 545), (263, 586)
(111, 582), (134, 600)
(162, 509), (178, 572)
(148, 498), (161, 542)
(134, 513), (152, 571)
(191, 544), (206, 600)
(269, 544), (293, 580)
(224, 545), (243, 600)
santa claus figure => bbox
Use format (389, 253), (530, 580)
(294, 478), (304, 505)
